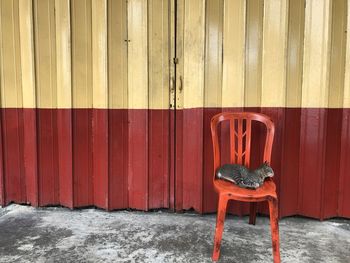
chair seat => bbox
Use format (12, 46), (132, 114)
(213, 178), (277, 202)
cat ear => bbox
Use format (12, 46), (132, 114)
(264, 161), (270, 166)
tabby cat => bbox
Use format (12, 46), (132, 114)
(216, 162), (274, 189)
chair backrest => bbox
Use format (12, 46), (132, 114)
(210, 112), (275, 181)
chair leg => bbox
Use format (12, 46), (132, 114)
(268, 198), (281, 263)
(249, 202), (257, 225)
(212, 195), (229, 261)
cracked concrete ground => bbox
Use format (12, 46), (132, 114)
(0, 205), (349, 263)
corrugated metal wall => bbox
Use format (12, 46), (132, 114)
(0, 0), (171, 210)
(181, 0), (350, 218)
(179, 0), (349, 109)
(176, 0), (350, 219)
(0, 0), (349, 219)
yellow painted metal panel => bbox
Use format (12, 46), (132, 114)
(92, 0), (108, 108)
(71, 0), (93, 108)
(148, 0), (170, 110)
(302, 0), (331, 108)
(0, 2), (2, 107)
(222, 0), (245, 108)
(204, 0), (223, 108)
(344, 0), (350, 108)
(183, 0), (205, 109)
(175, 0), (184, 109)
(19, 0), (36, 108)
(55, 0), (72, 109)
(1, 0), (349, 110)
(245, 0), (263, 107)
(261, 0), (288, 107)
(108, 0), (127, 109)
(0, 0), (23, 108)
(328, 0), (346, 108)
(285, 0), (304, 108)
(169, 0), (176, 109)
(127, 0), (148, 109)
(33, 0), (57, 108)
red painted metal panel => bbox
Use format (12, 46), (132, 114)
(339, 109), (350, 217)
(169, 109), (175, 210)
(23, 109), (38, 206)
(0, 110), (4, 206)
(109, 109), (128, 210)
(0, 107), (349, 219)
(37, 109), (59, 206)
(128, 109), (148, 210)
(175, 109), (183, 211)
(279, 108), (301, 216)
(2, 109), (26, 204)
(148, 109), (170, 209)
(92, 109), (109, 209)
(182, 108), (203, 212)
(323, 109), (342, 218)
(57, 109), (73, 208)
(261, 108), (285, 217)
(202, 108), (221, 213)
(244, 107), (264, 172)
(73, 109), (93, 207)
(299, 108), (326, 219)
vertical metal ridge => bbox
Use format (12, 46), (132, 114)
(339, 0), (350, 218)
(148, 0), (171, 209)
(182, 0), (205, 109)
(0, 1), (3, 109)
(108, 0), (128, 110)
(19, 0), (39, 206)
(204, 0), (223, 108)
(56, 0), (72, 109)
(106, 0), (110, 211)
(92, 0), (108, 109)
(301, 0), (332, 108)
(0, 1), (3, 206)
(71, 0), (93, 109)
(69, 0), (74, 208)
(107, 0), (128, 210)
(323, 0), (347, 219)
(13, 0), (23, 108)
(261, 0), (288, 107)
(19, 0), (36, 109)
(181, 0), (205, 211)
(222, 0), (245, 108)
(15, 0), (25, 202)
(92, 0), (109, 209)
(343, 0), (350, 108)
(328, 0), (347, 108)
(0, 0), (23, 108)
(55, 0), (73, 208)
(244, 0), (263, 108)
(127, 0), (149, 210)
(286, 0), (305, 108)
(33, 0), (57, 108)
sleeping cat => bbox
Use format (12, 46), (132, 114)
(216, 162), (274, 189)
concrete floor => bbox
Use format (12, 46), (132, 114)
(0, 205), (349, 263)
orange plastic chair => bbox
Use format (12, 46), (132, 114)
(210, 112), (280, 262)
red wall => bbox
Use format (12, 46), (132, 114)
(0, 108), (349, 219)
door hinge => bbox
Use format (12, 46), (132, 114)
(173, 57), (179, 64)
